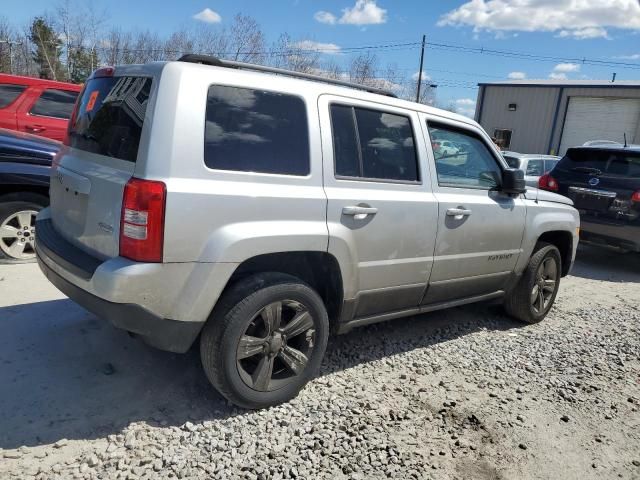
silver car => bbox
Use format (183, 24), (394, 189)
(35, 56), (579, 408)
(502, 151), (561, 187)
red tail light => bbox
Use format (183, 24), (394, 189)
(632, 191), (640, 203)
(538, 173), (559, 191)
(120, 178), (166, 262)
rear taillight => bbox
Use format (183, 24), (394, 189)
(120, 178), (166, 262)
(632, 191), (640, 203)
(538, 173), (559, 191)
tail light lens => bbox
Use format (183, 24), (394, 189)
(632, 191), (640, 203)
(120, 178), (166, 262)
(538, 173), (559, 191)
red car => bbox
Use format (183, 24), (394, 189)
(0, 74), (81, 142)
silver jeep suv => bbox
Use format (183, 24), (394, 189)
(36, 55), (579, 408)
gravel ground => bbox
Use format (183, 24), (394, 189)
(0, 245), (639, 480)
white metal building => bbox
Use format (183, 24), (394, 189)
(474, 80), (640, 155)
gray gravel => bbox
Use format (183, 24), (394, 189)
(0, 246), (639, 480)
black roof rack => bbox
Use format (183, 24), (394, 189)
(177, 54), (397, 98)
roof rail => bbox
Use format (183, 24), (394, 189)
(177, 54), (397, 98)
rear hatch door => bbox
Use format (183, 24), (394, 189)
(49, 71), (155, 259)
(553, 147), (640, 223)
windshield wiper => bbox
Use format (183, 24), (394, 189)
(571, 166), (602, 175)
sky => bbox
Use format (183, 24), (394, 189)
(4, 0), (640, 117)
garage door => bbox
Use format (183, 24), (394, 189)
(558, 97), (640, 155)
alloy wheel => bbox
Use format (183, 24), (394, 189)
(236, 300), (316, 392)
(0, 210), (38, 260)
(531, 256), (558, 314)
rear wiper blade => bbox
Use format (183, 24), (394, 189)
(571, 166), (602, 175)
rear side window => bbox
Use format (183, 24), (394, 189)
(330, 104), (419, 182)
(204, 86), (309, 176)
(0, 84), (26, 108)
(69, 76), (153, 163)
(525, 159), (544, 176)
(558, 148), (640, 177)
(30, 89), (78, 119)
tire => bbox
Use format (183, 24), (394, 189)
(0, 193), (48, 264)
(200, 273), (329, 409)
(504, 242), (562, 324)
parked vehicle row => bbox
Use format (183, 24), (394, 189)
(34, 56), (579, 409)
(539, 144), (640, 253)
(0, 74), (81, 142)
(502, 151), (560, 187)
(0, 128), (58, 262)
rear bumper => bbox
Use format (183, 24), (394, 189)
(37, 255), (202, 353)
(34, 211), (237, 353)
(580, 218), (640, 252)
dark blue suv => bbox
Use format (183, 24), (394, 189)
(0, 128), (59, 262)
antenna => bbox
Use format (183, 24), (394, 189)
(611, 72), (616, 83)
(624, 132), (628, 148)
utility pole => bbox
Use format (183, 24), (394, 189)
(415, 34), (426, 103)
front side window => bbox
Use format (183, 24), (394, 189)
(330, 104), (419, 182)
(204, 86), (309, 176)
(526, 159), (544, 176)
(0, 84), (26, 108)
(30, 89), (78, 119)
(428, 123), (502, 189)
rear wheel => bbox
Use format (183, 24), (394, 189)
(504, 243), (561, 324)
(200, 273), (329, 409)
(0, 193), (47, 263)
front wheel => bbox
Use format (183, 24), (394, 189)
(504, 243), (561, 324)
(200, 273), (329, 409)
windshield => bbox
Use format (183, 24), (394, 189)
(557, 148), (640, 177)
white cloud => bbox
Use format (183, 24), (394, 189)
(411, 70), (431, 81)
(437, 0), (640, 40)
(557, 26), (608, 39)
(315, 1), (387, 26)
(293, 40), (341, 55)
(340, 0), (387, 25)
(193, 8), (222, 24)
(455, 98), (476, 118)
(455, 98), (476, 107)
(553, 63), (580, 73)
(314, 11), (337, 25)
(508, 71), (527, 79)
(549, 72), (568, 80)
(616, 53), (640, 59)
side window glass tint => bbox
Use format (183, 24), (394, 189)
(428, 123), (502, 189)
(355, 108), (418, 181)
(0, 84), (26, 108)
(330, 104), (419, 182)
(330, 105), (360, 177)
(545, 160), (558, 173)
(526, 159), (544, 176)
(29, 89), (78, 119)
(204, 86), (309, 175)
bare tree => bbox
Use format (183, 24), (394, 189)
(269, 33), (320, 73)
(348, 51), (378, 86)
(226, 14), (265, 63)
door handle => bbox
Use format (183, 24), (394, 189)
(446, 207), (472, 217)
(26, 125), (46, 133)
(342, 205), (378, 219)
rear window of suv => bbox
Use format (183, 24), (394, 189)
(68, 76), (153, 163)
(558, 148), (640, 177)
(204, 86), (310, 176)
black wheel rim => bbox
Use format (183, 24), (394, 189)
(531, 256), (558, 314)
(236, 300), (316, 392)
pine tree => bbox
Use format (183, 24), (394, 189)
(30, 17), (63, 80)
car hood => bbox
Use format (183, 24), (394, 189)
(524, 187), (574, 206)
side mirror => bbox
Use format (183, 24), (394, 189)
(502, 168), (526, 195)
